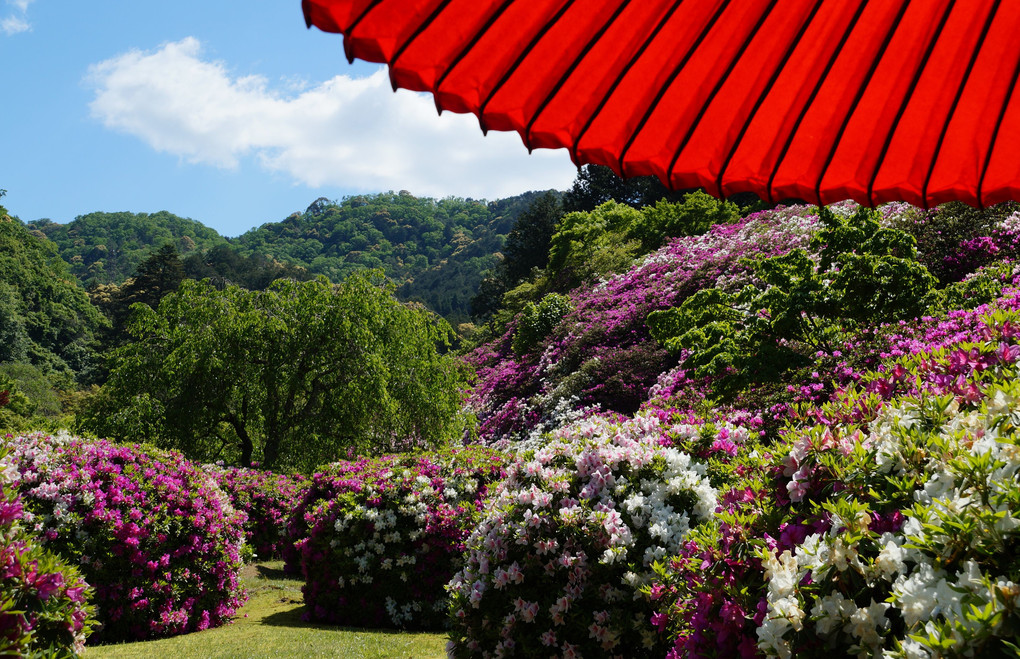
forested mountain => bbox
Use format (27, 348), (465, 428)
(234, 190), (557, 322)
(0, 201), (106, 379)
(24, 191), (554, 323)
(27, 210), (227, 285)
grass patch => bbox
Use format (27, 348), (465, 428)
(84, 561), (447, 659)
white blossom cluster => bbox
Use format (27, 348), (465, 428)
(759, 383), (1020, 658)
(449, 412), (717, 657)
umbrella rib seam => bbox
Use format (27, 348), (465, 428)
(478, 0), (578, 134)
(922, 0), (1001, 210)
(665, 0), (783, 189)
(714, 0), (824, 201)
(433, 0), (516, 115)
(388, 0), (457, 91)
(766, 0), (869, 206)
(812, 0), (913, 206)
(618, 0), (733, 177)
(343, 0), (387, 64)
(569, 0), (686, 166)
(523, 0), (634, 152)
(978, 21), (1020, 208)
(866, 0), (956, 207)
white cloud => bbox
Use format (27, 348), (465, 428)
(86, 37), (578, 199)
(2, 0), (32, 35)
(1, 15), (28, 34)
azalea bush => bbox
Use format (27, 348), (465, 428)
(653, 310), (1020, 658)
(5, 433), (246, 643)
(204, 464), (307, 560)
(0, 445), (94, 657)
(447, 414), (718, 658)
(295, 447), (507, 630)
(756, 333), (1020, 658)
(466, 204), (825, 443)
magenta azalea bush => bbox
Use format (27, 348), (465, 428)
(465, 205), (825, 444)
(447, 414), (718, 658)
(204, 464), (307, 560)
(0, 445), (93, 657)
(295, 447), (507, 630)
(5, 433), (246, 643)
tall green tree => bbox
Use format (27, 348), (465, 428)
(79, 273), (465, 471)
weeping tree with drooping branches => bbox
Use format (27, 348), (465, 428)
(79, 271), (465, 472)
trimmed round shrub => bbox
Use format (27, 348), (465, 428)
(204, 464), (307, 560)
(447, 414), (718, 658)
(296, 447), (507, 630)
(5, 433), (246, 643)
(1, 446), (94, 657)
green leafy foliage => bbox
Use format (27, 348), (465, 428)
(647, 205), (938, 398)
(0, 207), (107, 380)
(511, 293), (571, 355)
(78, 273), (466, 472)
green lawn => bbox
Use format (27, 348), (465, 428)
(84, 562), (447, 659)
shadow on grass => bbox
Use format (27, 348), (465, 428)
(255, 564), (293, 581)
(259, 608), (443, 637)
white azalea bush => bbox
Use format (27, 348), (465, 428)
(758, 341), (1020, 658)
(447, 414), (717, 658)
(296, 447), (507, 630)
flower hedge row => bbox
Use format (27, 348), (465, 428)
(294, 447), (508, 630)
(204, 464), (307, 560)
(5, 433), (246, 643)
(0, 444), (93, 657)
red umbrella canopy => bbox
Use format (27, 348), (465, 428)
(302, 0), (1020, 208)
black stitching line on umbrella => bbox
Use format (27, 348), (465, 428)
(811, 0), (913, 206)
(866, 0), (956, 207)
(432, 0), (516, 115)
(388, 0), (457, 92)
(978, 13), (1020, 208)
(477, 0), (578, 135)
(522, 0), (634, 152)
(617, 0), (733, 176)
(343, 0), (387, 64)
(923, 0), (1001, 209)
(663, 0), (782, 189)
(569, 0), (686, 166)
(712, 0), (824, 199)
(766, 0), (868, 206)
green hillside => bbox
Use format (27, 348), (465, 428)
(26, 191), (553, 323)
(27, 210), (228, 285)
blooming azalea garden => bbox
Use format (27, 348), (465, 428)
(3, 201), (1020, 657)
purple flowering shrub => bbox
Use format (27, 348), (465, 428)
(466, 205), (823, 444)
(653, 309), (1020, 657)
(0, 445), (94, 657)
(5, 433), (246, 643)
(447, 414), (718, 658)
(296, 447), (507, 630)
(204, 464), (308, 560)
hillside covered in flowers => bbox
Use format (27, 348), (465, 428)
(3, 191), (1019, 657)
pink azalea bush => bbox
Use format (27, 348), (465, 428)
(204, 464), (308, 560)
(0, 444), (94, 657)
(465, 205), (824, 444)
(447, 414), (718, 658)
(295, 447), (507, 630)
(5, 433), (246, 643)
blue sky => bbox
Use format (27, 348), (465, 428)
(0, 1), (578, 236)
